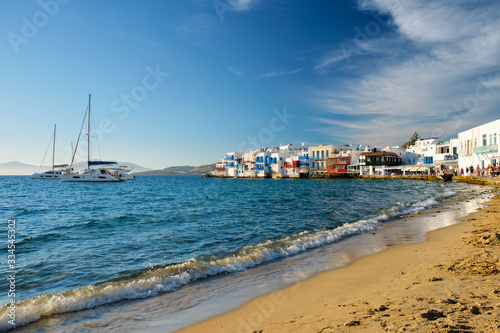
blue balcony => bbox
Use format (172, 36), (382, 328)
(225, 162), (234, 167)
(265, 157), (276, 164)
(423, 156), (433, 164)
(444, 154), (458, 161)
(256, 156), (264, 163)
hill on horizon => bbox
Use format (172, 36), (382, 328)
(133, 163), (216, 175)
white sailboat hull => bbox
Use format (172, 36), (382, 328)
(61, 173), (122, 182)
(31, 172), (62, 179)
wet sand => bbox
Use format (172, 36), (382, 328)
(178, 187), (500, 332)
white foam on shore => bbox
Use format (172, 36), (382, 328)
(0, 191), (456, 330)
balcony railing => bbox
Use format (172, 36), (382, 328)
(444, 154), (458, 161)
(473, 145), (498, 154)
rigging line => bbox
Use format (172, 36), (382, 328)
(69, 104), (89, 170)
(37, 131), (54, 173)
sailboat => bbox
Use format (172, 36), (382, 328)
(31, 125), (70, 179)
(61, 94), (126, 182)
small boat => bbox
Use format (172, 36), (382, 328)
(61, 94), (126, 182)
(117, 166), (136, 180)
(31, 124), (70, 179)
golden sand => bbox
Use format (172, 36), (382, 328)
(178, 188), (500, 333)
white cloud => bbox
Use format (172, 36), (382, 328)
(228, 67), (244, 76)
(228, 0), (257, 11)
(312, 0), (500, 145)
(260, 67), (303, 78)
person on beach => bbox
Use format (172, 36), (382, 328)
(461, 167), (464, 176)
(466, 167), (469, 175)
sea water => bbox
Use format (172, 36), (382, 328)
(0, 176), (486, 331)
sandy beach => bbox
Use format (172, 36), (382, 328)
(178, 184), (500, 333)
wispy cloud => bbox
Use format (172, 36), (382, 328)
(228, 0), (258, 12)
(310, 0), (500, 145)
(260, 67), (303, 78)
(228, 67), (244, 76)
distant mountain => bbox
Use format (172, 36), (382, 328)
(0, 161), (151, 176)
(0, 161), (50, 175)
(134, 163), (216, 175)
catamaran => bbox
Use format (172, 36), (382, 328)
(61, 94), (129, 182)
(31, 124), (70, 179)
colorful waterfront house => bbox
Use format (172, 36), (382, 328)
(214, 161), (226, 177)
(326, 156), (350, 173)
(270, 150), (288, 178)
(255, 149), (273, 178)
(224, 152), (243, 177)
(309, 144), (341, 174)
(325, 146), (368, 174)
(277, 143), (309, 178)
(240, 151), (257, 177)
(358, 150), (403, 175)
(458, 119), (500, 171)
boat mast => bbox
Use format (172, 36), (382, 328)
(88, 94), (91, 165)
(52, 124), (56, 171)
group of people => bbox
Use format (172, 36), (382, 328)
(460, 163), (500, 177)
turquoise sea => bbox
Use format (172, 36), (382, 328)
(0, 176), (487, 331)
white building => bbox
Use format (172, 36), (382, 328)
(383, 146), (418, 165)
(458, 119), (500, 170)
(420, 139), (459, 172)
(405, 138), (439, 164)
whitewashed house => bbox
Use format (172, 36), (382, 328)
(406, 138), (439, 165)
(458, 119), (500, 170)
(383, 146), (418, 166)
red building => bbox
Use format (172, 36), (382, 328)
(326, 156), (351, 173)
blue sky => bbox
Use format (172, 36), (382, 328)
(1, 0), (499, 169)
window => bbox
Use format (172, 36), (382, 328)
(490, 134), (493, 145)
(326, 150), (329, 157)
(321, 151), (325, 159)
(483, 134), (487, 146)
(495, 133), (497, 145)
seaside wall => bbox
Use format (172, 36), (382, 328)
(206, 173), (500, 185)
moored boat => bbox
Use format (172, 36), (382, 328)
(31, 124), (70, 179)
(61, 94), (126, 183)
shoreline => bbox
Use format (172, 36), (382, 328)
(205, 173), (499, 185)
(176, 186), (500, 332)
